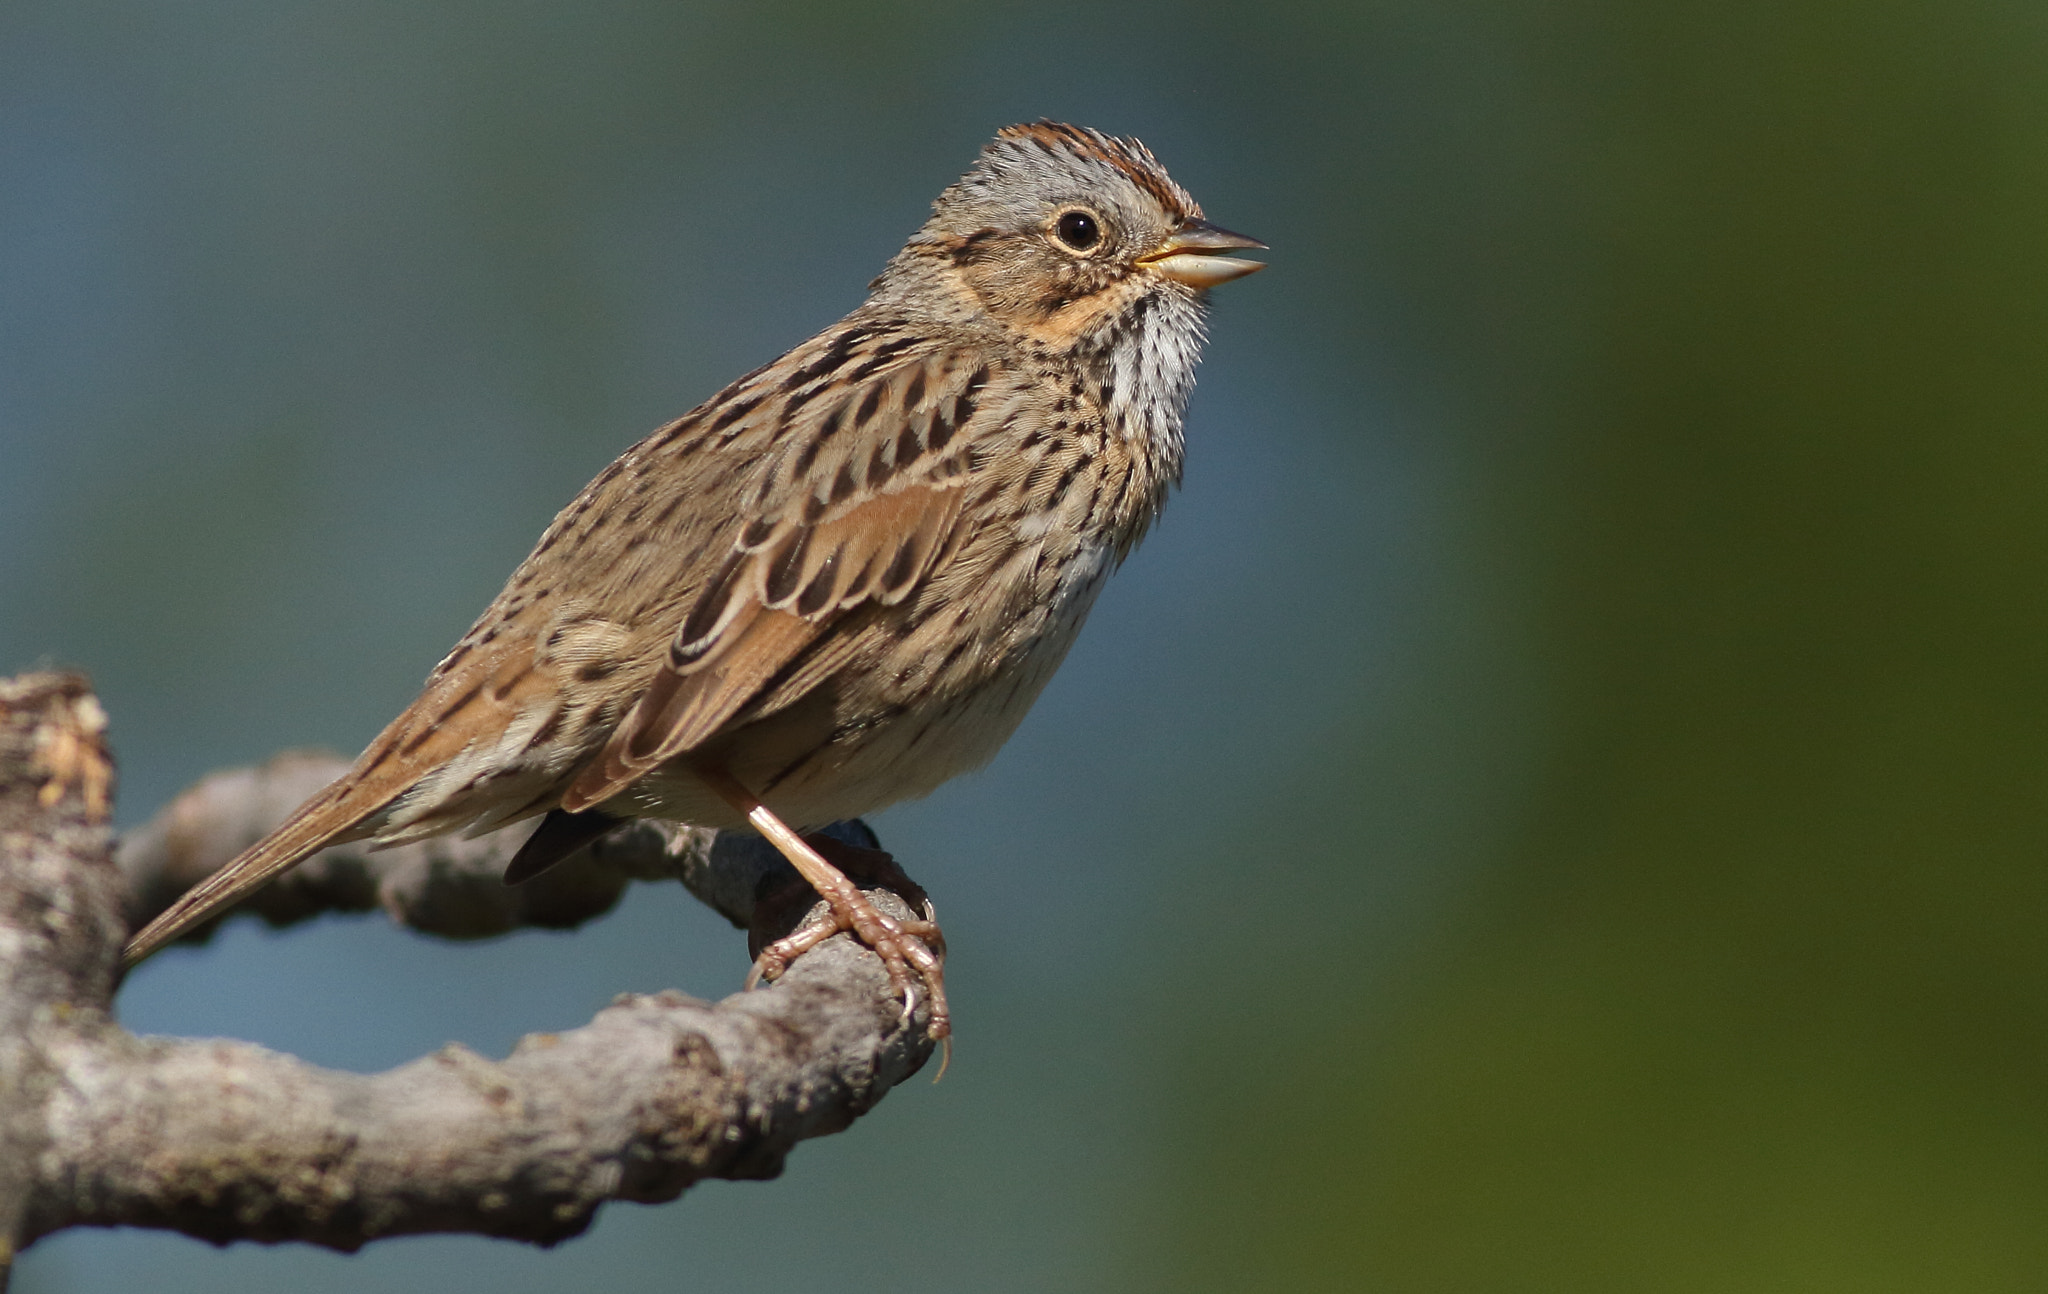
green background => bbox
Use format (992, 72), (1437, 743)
(7, 0), (2048, 1289)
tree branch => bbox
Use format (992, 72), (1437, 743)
(0, 671), (937, 1283)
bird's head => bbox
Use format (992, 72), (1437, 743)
(886, 121), (1264, 345)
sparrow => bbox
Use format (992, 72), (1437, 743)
(124, 121), (1266, 1040)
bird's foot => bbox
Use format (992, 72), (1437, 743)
(747, 834), (950, 1043)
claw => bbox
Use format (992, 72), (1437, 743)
(700, 769), (951, 1058)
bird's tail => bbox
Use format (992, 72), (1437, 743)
(122, 779), (375, 965)
(123, 634), (573, 964)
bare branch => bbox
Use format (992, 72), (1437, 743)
(0, 672), (127, 1283)
(28, 922), (928, 1251)
(0, 671), (937, 1277)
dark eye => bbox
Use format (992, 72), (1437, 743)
(1054, 209), (1102, 252)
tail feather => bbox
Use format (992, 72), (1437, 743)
(122, 780), (375, 965)
(501, 807), (625, 885)
(122, 636), (563, 965)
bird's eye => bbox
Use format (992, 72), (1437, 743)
(1053, 209), (1103, 253)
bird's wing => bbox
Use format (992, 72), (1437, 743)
(561, 341), (996, 810)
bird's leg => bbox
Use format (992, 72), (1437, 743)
(747, 835), (946, 962)
(697, 766), (949, 1041)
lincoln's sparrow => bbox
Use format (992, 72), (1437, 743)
(125, 122), (1265, 1038)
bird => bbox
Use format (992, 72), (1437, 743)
(123, 121), (1265, 1038)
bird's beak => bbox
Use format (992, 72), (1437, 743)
(1136, 220), (1267, 288)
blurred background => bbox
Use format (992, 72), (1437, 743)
(7, 0), (2048, 1289)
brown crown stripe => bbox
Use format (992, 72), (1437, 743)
(992, 121), (1198, 223)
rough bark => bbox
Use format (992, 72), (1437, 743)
(0, 672), (937, 1285)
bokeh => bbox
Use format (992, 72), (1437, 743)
(6, 0), (2048, 1289)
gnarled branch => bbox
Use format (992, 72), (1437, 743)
(0, 671), (937, 1285)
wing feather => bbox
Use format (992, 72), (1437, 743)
(560, 343), (996, 809)
(565, 343), (995, 810)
